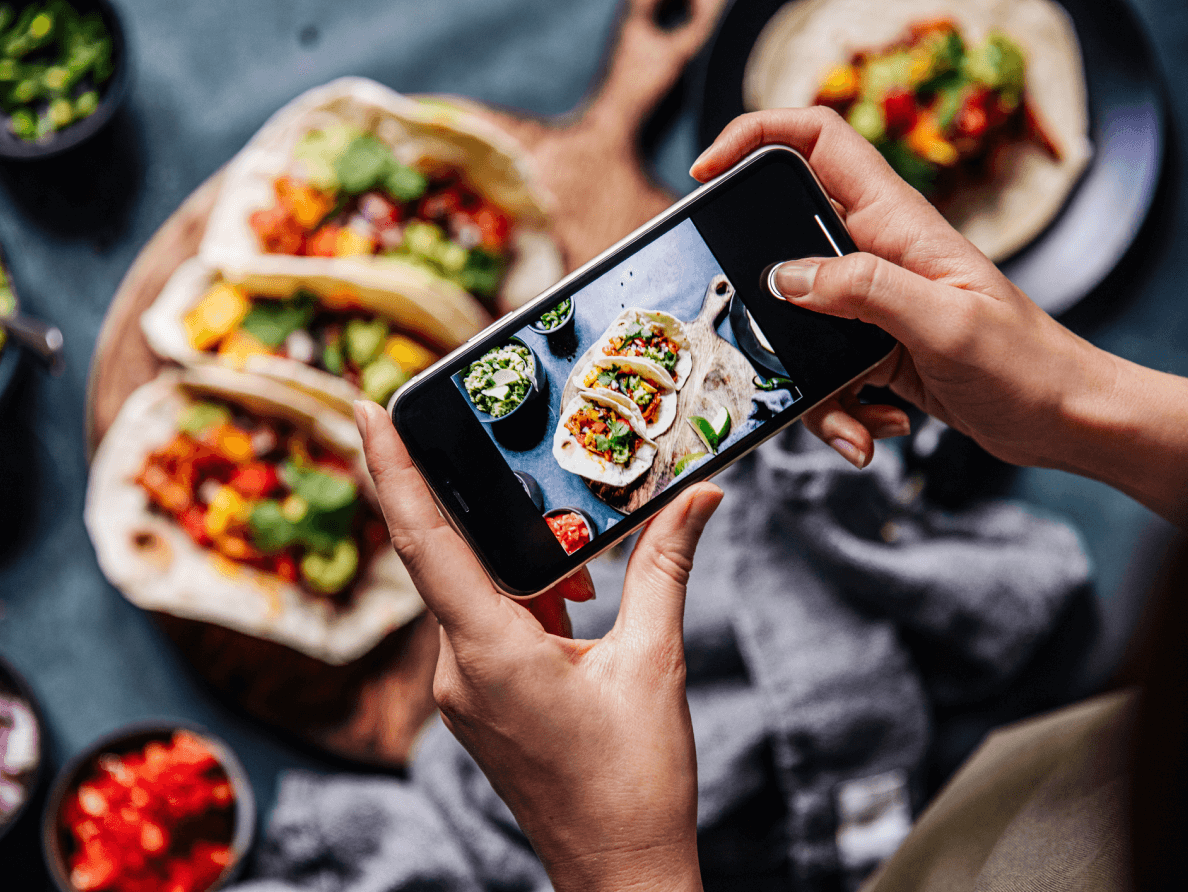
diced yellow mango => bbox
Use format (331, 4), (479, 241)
(383, 333), (437, 374)
(336, 228), (375, 257)
(818, 64), (858, 103)
(205, 485), (247, 538)
(217, 327), (274, 367)
(183, 283), (250, 351)
(906, 117), (958, 166)
(206, 424), (255, 464)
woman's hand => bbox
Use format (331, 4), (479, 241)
(691, 107), (1107, 471)
(692, 108), (1188, 524)
(354, 399), (720, 892)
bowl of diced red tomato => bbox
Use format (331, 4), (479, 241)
(43, 723), (254, 892)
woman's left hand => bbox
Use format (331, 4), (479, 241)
(355, 399), (720, 892)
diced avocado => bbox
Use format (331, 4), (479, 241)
(861, 50), (913, 99)
(964, 32), (1026, 102)
(847, 101), (886, 143)
(384, 163), (427, 202)
(8, 108), (36, 140)
(435, 239), (468, 273)
(280, 461), (358, 512)
(300, 538), (360, 596)
(335, 134), (392, 195)
(177, 401), (231, 435)
(47, 96), (71, 128)
(403, 221), (444, 258)
(344, 317), (388, 367)
(361, 354), (410, 404)
(248, 501), (299, 553)
(321, 338), (345, 375)
(74, 90), (98, 119)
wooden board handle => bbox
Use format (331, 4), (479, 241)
(583, 0), (731, 145)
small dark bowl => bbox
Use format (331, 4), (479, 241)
(471, 336), (548, 429)
(0, 654), (47, 845)
(43, 721), (255, 892)
(527, 297), (575, 338)
(514, 471), (544, 511)
(543, 507), (598, 555)
(0, 0), (130, 160)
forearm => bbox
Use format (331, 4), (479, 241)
(1050, 345), (1188, 526)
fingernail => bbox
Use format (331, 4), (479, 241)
(689, 484), (724, 530)
(770, 260), (818, 299)
(689, 145), (714, 175)
(353, 400), (370, 439)
(830, 437), (867, 469)
(871, 419), (911, 440)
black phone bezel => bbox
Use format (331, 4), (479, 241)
(393, 146), (897, 597)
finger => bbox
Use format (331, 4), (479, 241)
(770, 253), (974, 356)
(801, 398), (910, 468)
(556, 567), (596, 603)
(689, 108), (972, 268)
(526, 590), (573, 639)
(617, 483), (723, 645)
(354, 400), (504, 637)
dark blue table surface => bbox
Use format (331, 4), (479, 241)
(1, 0), (1186, 880)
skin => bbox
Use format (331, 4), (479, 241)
(357, 107), (1188, 892)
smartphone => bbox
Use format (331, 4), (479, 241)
(392, 145), (897, 597)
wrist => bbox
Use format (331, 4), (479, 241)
(543, 839), (703, 892)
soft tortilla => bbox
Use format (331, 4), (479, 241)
(85, 366), (423, 665)
(595, 308), (693, 390)
(743, 0), (1092, 262)
(201, 77), (564, 310)
(552, 390), (658, 487)
(141, 256), (486, 416)
(579, 355), (678, 438)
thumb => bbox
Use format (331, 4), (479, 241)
(771, 253), (969, 354)
(616, 483), (724, 645)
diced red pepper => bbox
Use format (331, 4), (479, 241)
(882, 88), (919, 138)
(473, 205), (510, 252)
(955, 92), (990, 140)
(418, 187), (461, 221)
(179, 506), (211, 547)
(250, 206), (305, 255)
(304, 225), (342, 257)
(228, 462), (281, 498)
(274, 553), (299, 582)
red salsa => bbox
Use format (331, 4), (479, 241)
(59, 731), (236, 892)
(546, 512), (591, 555)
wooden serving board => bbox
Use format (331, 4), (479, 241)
(84, 0), (731, 768)
(562, 275), (761, 514)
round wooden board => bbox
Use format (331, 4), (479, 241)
(560, 275), (764, 514)
(84, 0), (731, 768)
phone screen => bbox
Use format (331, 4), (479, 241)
(395, 149), (895, 595)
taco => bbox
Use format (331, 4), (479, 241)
(141, 257), (483, 415)
(596, 308), (693, 389)
(742, 0), (1091, 262)
(85, 366), (423, 665)
(552, 390), (658, 487)
(201, 77), (564, 313)
(579, 355), (678, 437)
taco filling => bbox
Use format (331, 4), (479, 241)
(814, 19), (1059, 198)
(604, 323), (683, 383)
(134, 399), (387, 601)
(182, 282), (437, 405)
(564, 402), (646, 467)
(248, 125), (513, 304)
(582, 363), (664, 425)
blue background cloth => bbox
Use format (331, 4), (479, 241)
(0, 0), (1186, 882)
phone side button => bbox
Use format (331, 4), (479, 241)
(451, 487), (471, 513)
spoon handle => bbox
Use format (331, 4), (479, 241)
(3, 312), (64, 372)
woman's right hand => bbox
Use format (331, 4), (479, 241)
(693, 107), (1113, 473)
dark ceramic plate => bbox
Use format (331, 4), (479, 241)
(696, 0), (1167, 315)
(0, 0), (129, 160)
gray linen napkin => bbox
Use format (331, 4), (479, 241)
(232, 426), (1089, 892)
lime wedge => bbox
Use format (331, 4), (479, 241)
(674, 451), (708, 476)
(687, 406), (732, 452)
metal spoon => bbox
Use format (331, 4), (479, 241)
(1, 311), (64, 374)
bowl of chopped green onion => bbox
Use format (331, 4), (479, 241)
(0, 0), (128, 159)
(527, 296), (574, 337)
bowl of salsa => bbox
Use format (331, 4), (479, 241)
(43, 722), (254, 892)
(543, 507), (596, 555)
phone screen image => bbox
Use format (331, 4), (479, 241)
(451, 217), (804, 558)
